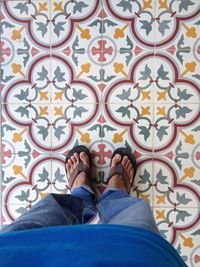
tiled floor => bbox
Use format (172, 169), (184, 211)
(0, 0), (200, 265)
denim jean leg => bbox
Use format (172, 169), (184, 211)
(1, 193), (85, 233)
(97, 188), (159, 234)
(71, 185), (97, 223)
(97, 188), (136, 223)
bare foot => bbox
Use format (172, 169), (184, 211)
(107, 154), (134, 192)
(66, 152), (90, 190)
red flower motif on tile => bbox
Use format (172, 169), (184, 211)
(91, 40), (113, 62)
(92, 144), (112, 165)
(1, 144), (12, 164)
(0, 41), (11, 63)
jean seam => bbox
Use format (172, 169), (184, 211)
(80, 185), (95, 196)
(97, 205), (110, 223)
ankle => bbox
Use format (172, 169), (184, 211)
(107, 176), (128, 192)
(71, 173), (90, 189)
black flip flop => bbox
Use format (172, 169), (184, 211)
(65, 145), (93, 190)
(107, 147), (137, 194)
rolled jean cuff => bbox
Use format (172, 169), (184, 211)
(72, 185), (95, 196)
(81, 185), (95, 195)
(102, 187), (129, 195)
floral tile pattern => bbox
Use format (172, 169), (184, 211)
(51, 0), (103, 51)
(0, 0), (200, 265)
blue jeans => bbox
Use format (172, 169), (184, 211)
(1, 186), (159, 234)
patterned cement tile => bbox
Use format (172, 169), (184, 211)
(2, 153), (52, 204)
(1, 103), (52, 153)
(153, 51), (200, 104)
(152, 156), (200, 207)
(102, 0), (156, 50)
(50, 0), (103, 52)
(50, 51), (102, 103)
(102, 102), (154, 154)
(1, 53), (51, 104)
(153, 103), (200, 156)
(0, 1), (51, 51)
(154, 207), (200, 266)
(154, 0), (200, 50)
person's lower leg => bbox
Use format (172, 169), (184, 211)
(66, 152), (96, 222)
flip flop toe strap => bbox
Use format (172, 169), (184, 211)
(68, 161), (90, 189)
(107, 163), (130, 193)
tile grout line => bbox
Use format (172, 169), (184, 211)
(152, 50), (156, 210)
(50, 0), (53, 161)
(100, 0), (103, 185)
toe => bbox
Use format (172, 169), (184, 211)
(74, 153), (79, 162)
(111, 154), (122, 167)
(66, 163), (70, 175)
(130, 167), (134, 178)
(127, 164), (132, 172)
(71, 155), (76, 164)
(80, 152), (90, 167)
(122, 156), (128, 167)
(125, 159), (130, 169)
(68, 159), (73, 167)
